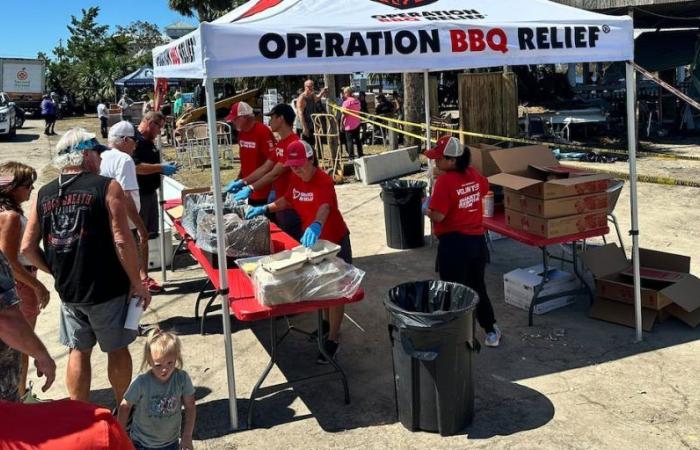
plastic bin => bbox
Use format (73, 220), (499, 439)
(385, 280), (480, 436)
(380, 180), (426, 249)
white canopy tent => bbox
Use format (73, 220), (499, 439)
(153, 0), (641, 430)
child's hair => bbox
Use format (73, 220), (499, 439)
(141, 328), (183, 371)
(0, 161), (37, 213)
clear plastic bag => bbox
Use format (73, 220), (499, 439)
(195, 211), (271, 259)
(182, 192), (240, 237)
(252, 258), (365, 306)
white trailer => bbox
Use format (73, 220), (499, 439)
(0, 57), (46, 113)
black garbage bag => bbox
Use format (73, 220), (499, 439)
(384, 280), (480, 436)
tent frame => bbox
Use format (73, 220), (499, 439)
(163, 14), (642, 432)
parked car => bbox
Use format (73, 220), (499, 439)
(0, 92), (17, 138)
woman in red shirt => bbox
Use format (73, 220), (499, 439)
(246, 140), (351, 363)
(424, 136), (501, 347)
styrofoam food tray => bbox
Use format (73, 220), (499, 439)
(259, 250), (307, 274)
(234, 255), (265, 278)
(297, 240), (341, 264)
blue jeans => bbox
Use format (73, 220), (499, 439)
(133, 441), (179, 450)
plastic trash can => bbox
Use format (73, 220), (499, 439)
(380, 180), (426, 249)
(385, 280), (480, 436)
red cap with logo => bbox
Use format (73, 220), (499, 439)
(224, 101), (254, 122)
(424, 135), (464, 159)
(284, 140), (315, 167)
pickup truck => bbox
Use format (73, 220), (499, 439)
(0, 92), (17, 138)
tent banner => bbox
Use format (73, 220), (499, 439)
(153, 0), (634, 79)
(153, 28), (203, 79)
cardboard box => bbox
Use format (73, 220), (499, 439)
(582, 244), (700, 328)
(468, 143), (501, 177)
(488, 145), (611, 200)
(503, 265), (579, 314)
(504, 189), (609, 219)
(589, 297), (658, 332)
(505, 208), (608, 238)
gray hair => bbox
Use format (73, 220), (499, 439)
(52, 128), (95, 170)
(107, 135), (124, 146)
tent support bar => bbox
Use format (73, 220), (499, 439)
(625, 61), (643, 343)
(424, 70), (434, 245)
(204, 76), (239, 428)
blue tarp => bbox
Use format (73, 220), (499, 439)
(115, 66), (180, 87)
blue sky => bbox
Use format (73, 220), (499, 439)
(0, 1), (196, 58)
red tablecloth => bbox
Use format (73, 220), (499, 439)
(168, 207), (364, 323)
(483, 211), (609, 247)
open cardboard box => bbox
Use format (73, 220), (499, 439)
(504, 189), (608, 218)
(488, 145), (611, 199)
(582, 244), (700, 329)
(468, 143), (501, 177)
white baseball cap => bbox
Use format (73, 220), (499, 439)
(225, 101), (254, 122)
(108, 121), (135, 140)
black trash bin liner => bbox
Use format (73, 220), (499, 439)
(385, 280), (480, 436)
(380, 179), (426, 249)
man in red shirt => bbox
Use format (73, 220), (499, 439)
(424, 136), (500, 347)
(235, 103), (303, 240)
(224, 101), (275, 206)
(246, 140), (351, 362)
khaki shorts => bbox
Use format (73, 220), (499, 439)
(59, 294), (137, 352)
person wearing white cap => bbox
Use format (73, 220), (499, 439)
(21, 128), (150, 405)
(423, 136), (501, 347)
(246, 140), (352, 363)
(101, 121), (150, 286)
(223, 101), (275, 206)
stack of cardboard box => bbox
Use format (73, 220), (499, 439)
(487, 145), (611, 238)
(582, 244), (700, 330)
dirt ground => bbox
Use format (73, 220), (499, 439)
(2, 118), (700, 449)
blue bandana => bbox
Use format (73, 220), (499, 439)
(58, 137), (100, 155)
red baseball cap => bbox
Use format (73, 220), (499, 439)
(224, 101), (254, 122)
(424, 135), (464, 159)
(284, 140), (315, 167)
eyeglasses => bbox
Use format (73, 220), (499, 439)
(122, 136), (136, 142)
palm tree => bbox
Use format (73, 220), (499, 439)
(168, 0), (245, 22)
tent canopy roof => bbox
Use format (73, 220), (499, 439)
(153, 0), (634, 80)
(115, 66), (180, 87)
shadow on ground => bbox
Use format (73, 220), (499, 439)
(5, 133), (40, 143)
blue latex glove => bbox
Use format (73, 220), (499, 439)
(224, 179), (245, 193)
(234, 186), (253, 202)
(245, 205), (267, 219)
(161, 162), (178, 176)
(422, 196), (431, 215)
(300, 222), (322, 248)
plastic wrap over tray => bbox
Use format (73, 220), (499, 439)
(182, 192), (240, 237)
(195, 211), (271, 259)
(252, 258), (365, 306)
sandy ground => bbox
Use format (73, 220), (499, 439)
(1, 119), (700, 449)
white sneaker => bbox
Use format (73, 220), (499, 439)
(484, 324), (502, 347)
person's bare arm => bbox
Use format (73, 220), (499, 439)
(266, 196), (291, 214)
(181, 394), (196, 450)
(0, 305), (55, 391)
(106, 181), (150, 307)
(250, 162), (287, 192)
(117, 400), (133, 430)
(425, 209), (446, 223)
(20, 198), (51, 274)
(297, 94), (307, 134)
(313, 204), (331, 226)
(244, 159), (275, 185)
(125, 190), (149, 248)
(135, 163), (163, 175)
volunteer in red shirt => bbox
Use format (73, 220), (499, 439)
(246, 140), (351, 363)
(223, 101), (275, 206)
(424, 136), (501, 347)
(234, 103), (303, 240)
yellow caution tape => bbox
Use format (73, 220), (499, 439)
(560, 164), (700, 189)
(329, 104), (700, 163)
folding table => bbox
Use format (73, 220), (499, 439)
(484, 210), (609, 326)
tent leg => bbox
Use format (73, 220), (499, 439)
(204, 77), (239, 429)
(423, 70), (434, 246)
(625, 62), (642, 343)
(157, 132), (167, 283)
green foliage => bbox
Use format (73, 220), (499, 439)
(43, 7), (166, 109)
(167, 0), (247, 22)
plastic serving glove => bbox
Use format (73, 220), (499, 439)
(234, 186), (253, 202)
(161, 162), (178, 176)
(422, 196), (431, 215)
(224, 179), (245, 193)
(300, 222), (322, 248)
(244, 205), (267, 220)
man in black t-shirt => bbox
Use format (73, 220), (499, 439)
(22, 128), (150, 406)
(131, 111), (177, 294)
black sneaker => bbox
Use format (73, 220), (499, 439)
(307, 320), (330, 342)
(316, 340), (339, 365)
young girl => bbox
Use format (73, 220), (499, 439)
(0, 162), (51, 399)
(118, 329), (196, 450)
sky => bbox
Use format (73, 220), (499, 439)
(0, 0), (197, 59)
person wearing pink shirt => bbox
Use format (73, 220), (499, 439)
(341, 87), (363, 159)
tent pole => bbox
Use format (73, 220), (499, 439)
(204, 76), (239, 428)
(424, 70), (434, 245)
(625, 61), (642, 343)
